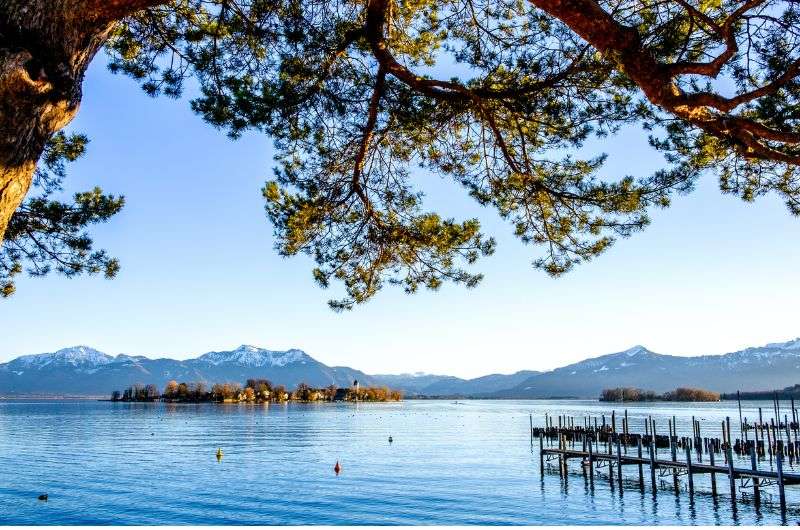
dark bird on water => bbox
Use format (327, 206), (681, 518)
(388, 436), (393, 443)
(38, 494), (48, 501)
(334, 460), (341, 475)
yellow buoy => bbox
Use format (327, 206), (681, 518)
(216, 448), (223, 460)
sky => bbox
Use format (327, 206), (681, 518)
(1, 55), (799, 377)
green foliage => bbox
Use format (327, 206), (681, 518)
(98, 0), (800, 307)
(1, 133), (124, 297)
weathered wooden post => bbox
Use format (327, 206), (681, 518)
(545, 413), (550, 447)
(637, 437), (644, 490)
(581, 435), (587, 479)
(616, 437), (623, 492)
(649, 439), (657, 494)
(530, 414), (534, 446)
(624, 409), (629, 445)
(766, 421), (773, 463)
(709, 446), (717, 497)
(726, 416), (732, 453)
(749, 442), (759, 506)
(539, 432), (545, 475)
(785, 414), (791, 459)
(696, 422), (703, 462)
(670, 420), (678, 491)
(737, 391), (744, 438)
(726, 445), (736, 501)
(685, 444), (694, 497)
(777, 451), (787, 519)
(722, 420), (728, 462)
(558, 433), (563, 478)
(588, 436), (594, 487)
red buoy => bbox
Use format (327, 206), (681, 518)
(334, 460), (341, 475)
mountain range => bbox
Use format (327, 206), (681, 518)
(1, 339), (799, 398)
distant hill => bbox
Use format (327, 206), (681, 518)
(369, 373), (455, 394)
(2, 338), (799, 398)
(491, 341), (800, 398)
(414, 371), (541, 396)
(721, 384), (800, 400)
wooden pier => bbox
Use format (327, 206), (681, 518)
(531, 404), (800, 521)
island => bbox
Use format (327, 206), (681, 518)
(110, 378), (402, 403)
(599, 387), (720, 402)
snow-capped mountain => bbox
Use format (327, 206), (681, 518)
(493, 339), (800, 398)
(197, 345), (311, 367)
(0, 345), (374, 396)
(8, 346), (113, 371)
(1, 338), (799, 397)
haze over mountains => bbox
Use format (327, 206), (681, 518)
(1, 339), (799, 398)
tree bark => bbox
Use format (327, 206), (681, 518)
(527, 0), (800, 164)
(0, 0), (164, 245)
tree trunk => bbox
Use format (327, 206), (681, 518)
(0, 0), (164, 244)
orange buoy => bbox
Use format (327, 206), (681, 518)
(334, 460), (341, 475)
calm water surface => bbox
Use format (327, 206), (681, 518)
(0, 399), (797, 525)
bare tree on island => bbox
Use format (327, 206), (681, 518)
(2, 0), (799, 305)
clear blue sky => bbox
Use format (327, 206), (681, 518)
(1, 55), (799, 376)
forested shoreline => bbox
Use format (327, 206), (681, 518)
(599, 387), (720, 402)
(721, 384), (800, 401)
(111, 379), (402, 403)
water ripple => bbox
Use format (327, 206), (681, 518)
(0, 399), (796, 524)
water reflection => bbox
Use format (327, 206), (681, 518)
(0, 399), (796, 525)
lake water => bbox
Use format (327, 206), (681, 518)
(0, 399), (797, 525)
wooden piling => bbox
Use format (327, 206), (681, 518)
(670, 423), (679, 492)
(623, 409), (629, 455)
(737, 391), (744, 437)
(709, 447), (717, 497)
(616, 437), (623, 492)
(539, 432), (544, 474)
(649, 439), (657, 493)
(696, 422), (703, 462)
(726, 416), (732, 451)
(777, 451), (786, 519)
(685, 444), (694, 496)
(749, 442), (759, 506)
(637, 437), (644, 490)
(767, 420), (773, 463)
(726, 446), (736, 501)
